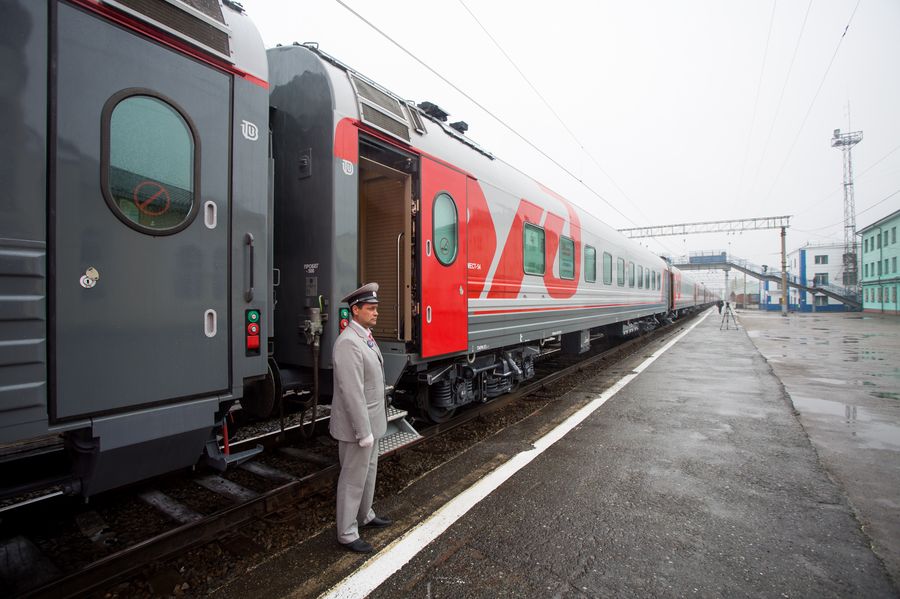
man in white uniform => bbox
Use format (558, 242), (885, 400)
(330, 282), (391, 553)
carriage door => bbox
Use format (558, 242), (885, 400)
(419, 158), (468, 358)
(51, 4), (230, 419)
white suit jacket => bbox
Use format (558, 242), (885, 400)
(329, 321), (388, 442)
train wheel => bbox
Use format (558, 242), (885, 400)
(240, 361), (279, 419)
(425, 404), (456, 423)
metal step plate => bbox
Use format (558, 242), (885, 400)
(386, 405), (409, 422)
(378, 430), (422, 456)
(378, 415), (422, 456)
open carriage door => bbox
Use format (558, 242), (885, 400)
(419, 158), (467, 358)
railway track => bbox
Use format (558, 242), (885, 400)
(0, 312), (701, 599)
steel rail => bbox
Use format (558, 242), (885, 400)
(21, 310), (703, 599)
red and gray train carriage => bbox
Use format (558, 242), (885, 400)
(264, 44), (711, 423)
(0, 0), (710, 498)
(0, 0), (271, 497)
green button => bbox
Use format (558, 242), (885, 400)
(247, 310), (260, 323)
(339, 308), (350, 318)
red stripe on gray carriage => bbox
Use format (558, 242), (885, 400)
(470, 301), (664, 316)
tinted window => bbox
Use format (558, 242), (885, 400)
(617, 257), (625, 286)
(559, 236), (575, 280)
(106, 95), (196, 233)
(637, 265), (643, 288)
(603, 252), (613, 285)
(628, 262), (635, 287)
(645, 269), (650, 289)
(433, 193), (458, 266)
(585, 245), (596, 282)
(524, 223), (545, 275)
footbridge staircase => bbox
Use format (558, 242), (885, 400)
(671, 252), (862, 311)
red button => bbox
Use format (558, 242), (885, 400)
(247, 323), (259, 335)
(246, 335), (260, 350)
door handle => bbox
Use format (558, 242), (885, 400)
(244, 232), (255, 302)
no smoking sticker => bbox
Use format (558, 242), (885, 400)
(133, 181), (171, 217)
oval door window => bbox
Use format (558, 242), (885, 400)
(102, 93), (198, 235)
(432, 192), (458, 266)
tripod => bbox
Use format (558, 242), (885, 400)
(720, 302), (738, 330)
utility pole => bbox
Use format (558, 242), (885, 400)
(831, 128), (863, 287)
(781, 226), (788, 317)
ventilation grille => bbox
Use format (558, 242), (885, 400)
(110, 0), (230, 56)
(406, 104), (426, 134)
(353, 77), (405, 120)
(361, 105), (410, 141)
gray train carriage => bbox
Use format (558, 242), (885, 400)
(266, 44), (676, 425)
(0, 0), (270, 497)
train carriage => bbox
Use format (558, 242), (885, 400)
(266, 44), (704, 423)
(1, 1), (712, 498)
(0, 0), (270, 496)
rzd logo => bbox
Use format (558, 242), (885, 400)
(241, 120), (259, 141)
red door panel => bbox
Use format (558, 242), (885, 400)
(420, 158), (467, 358)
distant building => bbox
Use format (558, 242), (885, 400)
(785, 243), (851, 312)
(859, 209), (900, 314)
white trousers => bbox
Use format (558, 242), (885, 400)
(336, 440), (379, 543)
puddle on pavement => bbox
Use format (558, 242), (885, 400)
(791, 395), (900, 451)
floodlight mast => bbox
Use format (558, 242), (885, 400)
(831, 128), (863, 287)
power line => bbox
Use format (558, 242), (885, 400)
(736, 0), (778, 202)
(334, 0), (639, 227)
(796, 187), (900, 232)
(762, 0), (862, 205)
(456, 0), (652, 226)
(749, 0), (813, 196)
(793, 141), (900, 217)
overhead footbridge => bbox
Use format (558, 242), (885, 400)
(671, 252), (862, 311)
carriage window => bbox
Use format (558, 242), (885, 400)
(616, 257), (625, 286)
(523, 223), (545, 275)
(584, 245), (596, 283)
(433, 193), (458, 266)
(559, 236), (575, 280)
(637, 265), (643, 288)
(104, 94), (196, 234)
(603, 252), (613, 285)
(645, 269), (650, 289)
(628, 262), (635, 287)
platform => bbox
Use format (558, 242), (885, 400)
(214, 309), (899, 598)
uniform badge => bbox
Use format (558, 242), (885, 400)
(367, 339), (375, 348)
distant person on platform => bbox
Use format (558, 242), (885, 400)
(717, 299), (724, 314)
(330, 282), (392, 553)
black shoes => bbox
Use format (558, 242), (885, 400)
(362, 515), (393, 528)
(338, 516), (393, 552)
(339, 538), (374, 553)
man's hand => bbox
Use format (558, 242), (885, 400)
(358, 434), (374, 448)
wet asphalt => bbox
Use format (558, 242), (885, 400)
(740, 310), (900, 590)
(365, 310), (897, 598)
(215, 309), (899, 598)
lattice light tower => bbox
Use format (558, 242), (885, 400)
(831, 128), (863, 287)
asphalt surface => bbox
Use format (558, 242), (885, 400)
(215, 309), (898, 598)
(365, 310), (896, 598)
(740, 310), (900, 590)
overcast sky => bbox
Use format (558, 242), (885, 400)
(239, 0), (899, 290)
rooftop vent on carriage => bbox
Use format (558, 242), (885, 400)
(110, 0), (232, 60)
(449, 121), (468, 134)
(417, 102), (449, 122)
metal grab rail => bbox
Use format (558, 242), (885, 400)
(397, 232), (404, 341)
